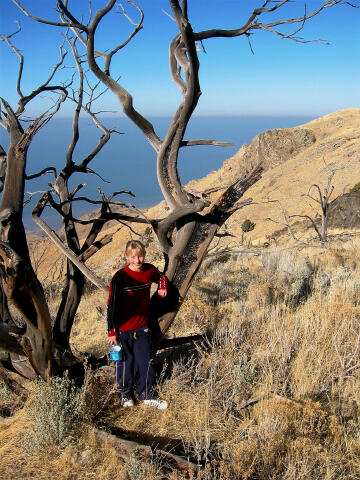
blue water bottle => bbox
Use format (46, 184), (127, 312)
(109, 344), (122, 362)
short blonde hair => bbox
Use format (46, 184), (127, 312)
(124, 240), (146, 257)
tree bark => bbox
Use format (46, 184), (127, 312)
(0, 102), (54, 379)
(0, 241), (53, 378)
(0, 322), (25, 355)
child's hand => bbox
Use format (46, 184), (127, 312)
(107, 335), (117, 345)
(158, 288), (167, 298)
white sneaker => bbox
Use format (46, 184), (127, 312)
(121, 396), (135, 407)
(143, 398), (168, 410)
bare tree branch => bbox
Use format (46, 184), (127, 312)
(26, 167), (57, 180)
(103, 0), (144, 73)
(32, 195), (108, 292)
(85, 2), (161, 151)
(180, 139), (236, 147)
(153, 197), (207, 253)
(0, 23), (24, 98)
(289, 214), (323, 241)
(11, 0), (87, 29)
(194, 0), (349, 43)
(81, 227), (122, 262)
(0, 27), (69, 116)
(225, 198), (254, 215)
(301, 168), (336, 241)
(262, 199), (300, 241)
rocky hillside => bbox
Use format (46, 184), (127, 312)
(186, 108), (360, 245)
(34, 108), (360, 275)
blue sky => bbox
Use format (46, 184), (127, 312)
(0, 0), (359, 117)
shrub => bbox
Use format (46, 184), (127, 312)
(194, 261), (254, 307)
(22, 373), (85, 453)
(349, 182), (360, 194)
(261, 249), (314, 281)
(241, 219), (256, 232)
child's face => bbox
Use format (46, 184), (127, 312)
(125, 248), (145, 272)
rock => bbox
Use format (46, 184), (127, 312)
(222, 127), (316, 182)
(326, 191), (360, 229)
(243, 127), (316, 172)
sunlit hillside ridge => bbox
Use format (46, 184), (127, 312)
(29, 107), (360, 280)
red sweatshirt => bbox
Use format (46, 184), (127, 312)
(107, 263), (168, 334)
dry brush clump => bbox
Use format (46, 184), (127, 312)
(20, 373), (86, 453)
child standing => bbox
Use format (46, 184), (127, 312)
(107, 240), (168, 409)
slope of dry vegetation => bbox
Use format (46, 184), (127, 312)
(3, 236), (360, 479)
(2, 109), (360, 478)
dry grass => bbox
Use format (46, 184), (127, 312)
(70, 288), (109, 358)
(0, 369), (179, 480)
(103, 237), (360, 479)
(0, 413), (128, 480)
(3, 235), (360, 479)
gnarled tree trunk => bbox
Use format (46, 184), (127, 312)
(0, 102), (54, 379)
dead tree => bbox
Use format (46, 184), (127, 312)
(3, 0), (356, 379)
(299, 169), (336, 242)
(264, 168), (337, 244)
(30, 31), (151, 359)
(0, 28), (148, 379)
(0, 28), (69, 378)
(263, 200), (302, 243)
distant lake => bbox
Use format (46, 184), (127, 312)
(0, 115), (315, 230)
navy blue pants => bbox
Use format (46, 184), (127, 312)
(115, 326), (156, 400)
